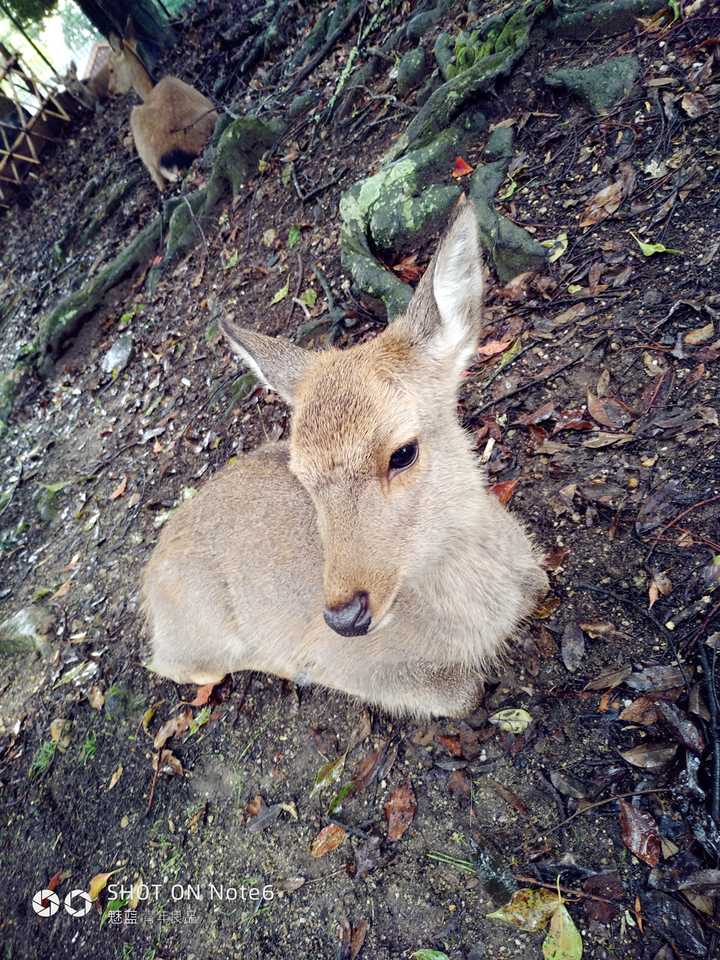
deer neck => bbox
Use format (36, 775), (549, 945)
(129, 57), (154, 100)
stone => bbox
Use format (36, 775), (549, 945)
(288, 90), (319, 118)
(0, 606), (54, 657)
(474, 198), (547, 282)
(434, 32), (455, 82)
(545, 55), (640, 113)
(470, 159), (510, 203)
(485, 125), (514, 160)
(101, 332), (133, 376)
(553, 0), (666, 39)
(396, 48), (429, 97)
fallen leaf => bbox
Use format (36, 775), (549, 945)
(618, 799), (661, 866)
(153, 708), (191, 749)
(542, 232), (568, 263)
(270, 281), (289, 305)
(436, 734), (463, 757)
(477, 338), (513, 358)
(683, 322), (714, 346)
(87, 686), (105, 711)
(451, 156), (473, 178)
(310, 754), (346, 798)
(107, 764), (123, 791)
(49, 718), (72, 751)
(619, 697), (660, 725)
(350, 919), (369, 959)
(49, 580), (72, 601)
(88, 869), (121, 901)
(654, 700), (705, 753)
(489, 708), (533, 734)
(586, 392), (632, 430)
(153, 748), (184, 777)
(189, 683), (216, 707)
(109, 477), (127, 500)
(580, 180), (623, 227)
(310, 823), (347, 858)
(490, 479), (518, 506)
(488, 887), (560, 931)
(448, 769), (471, 797)
(582, 873), (623, 924)
(629, 232), (682, 256)
(620, 742), (677, 770)
(681, 92), (711, 118)
(584, 665), (632, 690)
(648, 571), (672, 609)
(385, 780), (417, 842)
(543, 903), (583, 960)
(412, 952), (449, 960)
(561, 623), (586, 673)
(392, 253), (424, 284)
(626, 665), (684, 691)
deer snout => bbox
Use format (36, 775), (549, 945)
(323, 591), (372, 637)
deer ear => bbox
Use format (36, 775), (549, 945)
(220, 318), (311, 406)
(124, 16), (136, 42)
(108, 32), (123, 52)
(398, 199), (485, 378)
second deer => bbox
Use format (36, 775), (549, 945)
(142, 201), (548, 717)
(108, 18), (217, 191)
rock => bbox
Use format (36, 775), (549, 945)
(0, 606), (54, 657)
(406, 9), (442, 43)
(544, 55), (641, 113)
(288, 90), (319, 118)
(163, 187), (209, 261)
(474, 197), (547, 282)
(552, 0), (666, 39)
(485, 125), (514, 160)
(434, 32), (455, 82)
(396, 48), (429, 97)
(101, 332), (133, 376)
(371, 183), (460, 253)
(205, 116), (282, 210)
(470, 160), (509, 202)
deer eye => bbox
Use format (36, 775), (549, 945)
(388, 441), (418, 474)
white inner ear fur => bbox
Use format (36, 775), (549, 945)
(431, 210), (485, 372)
(229, 343), (275, 393)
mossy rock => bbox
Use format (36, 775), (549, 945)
(370, 184), (461, 255)
(396, 48), (429, 97)
(552, 0), (666, 39)
(0, 606), (54, 658)
(474, 197), (547, 282)
(205, 116), (283, 210)
(544, 55), (641, 114)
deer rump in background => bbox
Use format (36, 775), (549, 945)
(142, 201), (548, 718)
(107, 18), (217, 191)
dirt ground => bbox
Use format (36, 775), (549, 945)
(1, 2), (719, 959)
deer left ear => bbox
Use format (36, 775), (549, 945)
(124, 16), (137, 45)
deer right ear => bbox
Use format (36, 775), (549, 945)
(108, 32), (122, 52)
(220, 318), (311, 406)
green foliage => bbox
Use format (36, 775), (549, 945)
(1, 0), (56, 29)
(29, 739), (57, 778)
(58, 0), (99, 53)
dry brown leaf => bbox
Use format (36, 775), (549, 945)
(385, 780), (417, 842)
(50, 580), (71, 602)
(579, 180), (623, 227)
(189, 683), (216, 707)
(350, 919), (370, 960)
(109, 476), (128, 500)
(648, 571), (672, 609)
(87, 686), (105, 711)
(153, 708), (191, 749)
(620, 742), (677, 769)
(477, 338), (513, 358)
(310, 823), (347, 858)
(88, 869), (120, 901)
(681, 92), (711, 118)
(618, 799), (661, 866)
(153, 748), (184, 776)
(107, 764), (123, 791)
(489, 479), (518, 506)
(619, 697), (660, 725)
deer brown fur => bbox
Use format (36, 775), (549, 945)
(107, 21), (217, 191)
(142, 201), (548, 717)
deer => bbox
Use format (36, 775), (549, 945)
(141, 201), (548, 717)
(107, 18), (217, 192)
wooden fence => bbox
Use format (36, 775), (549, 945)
(0, 43), (85, 208)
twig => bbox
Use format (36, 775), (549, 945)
(287, 253), (303, 326)
(697, 617), (720, 824)
(513, 876), (622, 908)
(146, 753), (161, 815)
(285, 2), (364, 96)
(182, 194), (208, 257)
(542, 788), (668, 835)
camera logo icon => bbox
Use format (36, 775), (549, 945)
(32, 888), (93, 918)
(32, 889), (60, 918)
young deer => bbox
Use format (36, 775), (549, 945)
(107, 20), (217, 191)
(142, 202), (548, 717)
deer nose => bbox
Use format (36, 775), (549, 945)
(323, 592), (372, 637)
